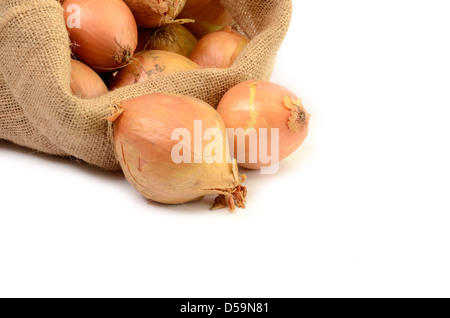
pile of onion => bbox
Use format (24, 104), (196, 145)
(178, 0), (233, 38)
(190, 27), (249, 68)
(70, 60), (108, 99)
(123, 0), (187, 28)
(217, 81), (310, 170)
(109, 93), (247, 211)
(109, 50), (200, 89)
(136, 24), (197, 57)
(58, 0), (311, 212)
(63, 0), (138, 71)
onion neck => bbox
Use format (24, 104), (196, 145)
(211, 184), (247, 212)
(115, 46), (133, 65)
(284, 95), (311, 133)
(210, 162), (247, 212)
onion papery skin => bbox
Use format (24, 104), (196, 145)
(63, 0), (138, 72)
(178, 0), (233, 38)
(109, 50), (200, 89)
(217, 81), (310, 170)
(190, 27), (249, 68)
(70, 60), (108, 99)
(136, 24), (197, 57)
(112, 93), (247, 210)
(123, 0), (186, 28)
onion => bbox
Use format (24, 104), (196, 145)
(109, 50), (200, 89)
(136, 24), (197, 57)
(178, 0), (233, 38)
(190, 27), (249, 68)
(217, 81), (310, 170)
(109, 93), (247, 211)
(123, 0), (186, 28)
(63, 0), (138, 71)
(70, 60), (108, 99)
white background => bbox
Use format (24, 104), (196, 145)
(1, 0), (450, 297)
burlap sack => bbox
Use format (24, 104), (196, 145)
(0, 0), (292, 171)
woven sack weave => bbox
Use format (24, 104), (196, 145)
(0, 0), (292, 171)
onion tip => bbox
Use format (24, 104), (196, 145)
(284, 95), (311, 133)
(211, 160), (247, 212)
(211, 184), (247, 212)
(105, 105), (125, 122)
(211, 183), (247, 212)
(115, 45), (133, 65)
